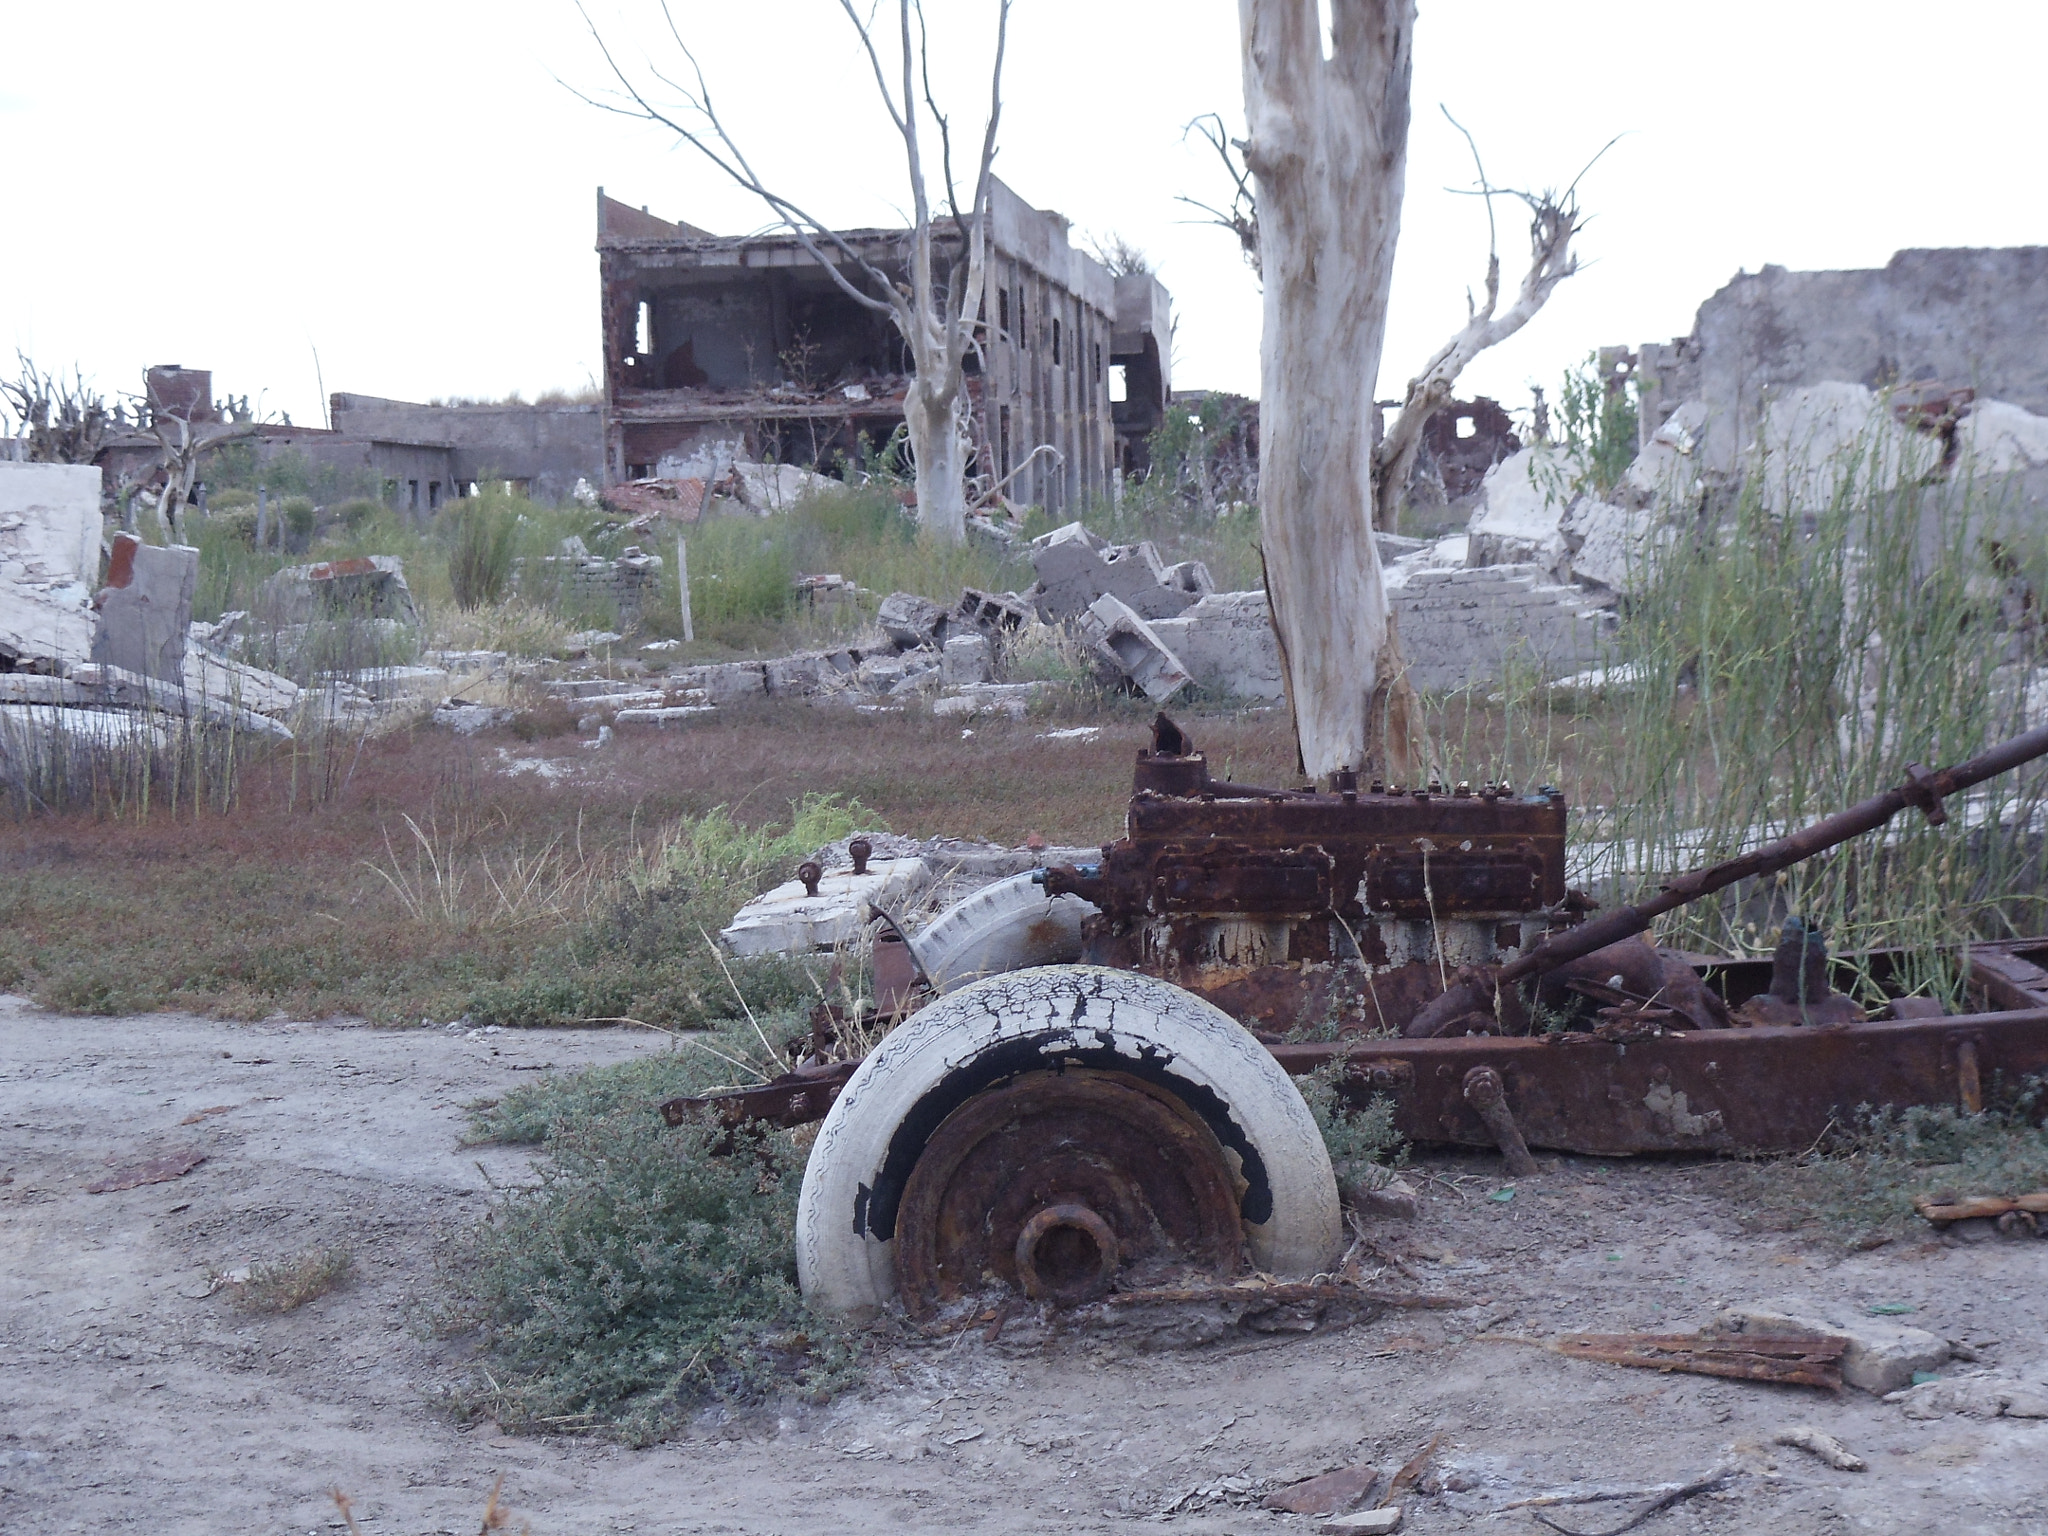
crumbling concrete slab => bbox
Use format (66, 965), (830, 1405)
(0, 461), (102, 672)
(677, 661), (766, 704)
(91, 535), (196, 685)
(931, 682), (1052, 719)
(764, 655), (824, 698)
(354, 665), (451, 703)
(613, 705), (716, 727)
(1030, 521), (1199, 622)
(1079, 593), (1193, 703)
(1465, 448), (1570, 578)
(720, 856), (932, 957)
(183, 644), (299, 720)
(1714, 1300), (1951, 1396)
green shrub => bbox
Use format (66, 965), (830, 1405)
(437, 1097), (859, 1442)
(1298, 1056), (1406, 1186)
(448, 501), (520, 609)
(280, 495), (317, 543)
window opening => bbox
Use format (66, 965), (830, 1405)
(1052, 316), (1062, 365)
(1108, 365), (1128, 404)
(635, 301), (652, 355)
(1455, 417), (1476, 439)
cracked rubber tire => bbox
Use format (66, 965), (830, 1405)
(913, 871), (1096, 993)
(795, 965), (1342, 1316)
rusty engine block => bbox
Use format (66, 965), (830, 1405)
(1043, 716), (1582, 1036)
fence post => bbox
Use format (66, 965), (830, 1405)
(676, 534), (694, 643)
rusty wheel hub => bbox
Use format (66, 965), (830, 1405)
(893, 1068), (1245, 1314)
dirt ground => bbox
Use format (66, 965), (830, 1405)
(5, 996), (2046, 1536)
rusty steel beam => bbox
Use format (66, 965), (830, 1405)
(1270, 1006), (2048, 1157)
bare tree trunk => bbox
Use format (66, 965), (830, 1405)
(1240, 0), (1415, 782)
(906, 383), (968, 539)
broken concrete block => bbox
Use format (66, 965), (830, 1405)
(1029, 520), (1198, 622)
(764, 654), (824, 697)
(1561, 497), (1658, 594)
(877, 591), (952, 651)
(183, 644), (299, 720)
(941, 633), (993, 686)
(1079, 593), (1193, 704)
(354, 665), (450, 703)
(1713, 1302), (1950, 1395)
(720, 856), (932, 956)
(931, 682), (1050, 719)
(956, 586), (1032, 636)
(431, 701), (515, 735)
(1147, 590), (1284, 701)
(683, 661), (766, 704)
(1159, 559), (1215, 600)
(91, 534), (196, 685)
(257, 555), (420, 628)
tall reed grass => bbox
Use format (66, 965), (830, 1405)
(1410, 416), (2048, 999)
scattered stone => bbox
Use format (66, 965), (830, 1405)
(1264, 1463), (1381, 1515)
(85, 1150), (206, 1194)
(1342, 1174), (1420, 1221)
(353, 665), (450, 703)
(1882, 1375), (2048, 1420)
(1714, 1301), (1951, 1395)
(956, 585), (1033, 636)
(932, 682), (1051, 718)
(681, 661), (767, 704)
(560, 628), (625, 655)
(1319, 1508), (1400, 1534)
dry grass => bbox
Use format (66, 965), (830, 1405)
(0, 697), (1297, 1024)
(231, 1245), (354, 1313)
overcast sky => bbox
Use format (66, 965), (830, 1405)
(5, 2), (2044, 430)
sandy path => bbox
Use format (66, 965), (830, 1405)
(3, 997), (2044, 1535)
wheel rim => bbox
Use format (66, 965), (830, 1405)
(892, 1068), (1245, 1314)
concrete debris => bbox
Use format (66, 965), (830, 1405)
(1882, 1375), (2048, 1420)
(1029, 521), (1206, 623)
(955, 586), (1033, 636)
(184, 643), (299, 722)
(257, 556), (420, 628)
(1465, 448), (1571, 575)
(90, 536), (194, 685)
(877, 591), (953, 651)
(1318, 1509), (1401, 1535)
(940, 633), (994, 686)
(0, 461), (102, 672)
(1078, 593), (1193, 703)
(930, 682), (1052, 719)
(353, 665), (451, 703)
(720, 856), (932, 957)
(521, 546), (664, 626)
(1713, 1301), (1951, 1395)
(604, 476), (709, 524)
(561, 629), (625, 655)
(731, 461), (838, 512)
(613, 704), (716, 727)
(431, 701), (515, 735)
(1149, 589), (1284, 701)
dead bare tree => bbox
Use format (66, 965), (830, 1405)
(1239, 0), (1415, 782)
(575, 0), (1010, 543)
(1371, 110), (1608, 530)
(1239, 6), (1604, 779)
(2, 354), (111, 465)
(1177, 114), (1261, 279)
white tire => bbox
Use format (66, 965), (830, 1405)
(912, 872), (1096, 993)
(796, 965), (1342, 1316)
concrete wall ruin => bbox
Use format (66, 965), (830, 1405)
(328, 394), (603, 504)
(1635, 246), (2048, 474)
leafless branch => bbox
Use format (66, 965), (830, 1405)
(1371, 113), (1614, 528)
(1178, 113), (1261, 279)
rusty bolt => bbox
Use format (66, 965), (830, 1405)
(797, 861), (823, 897)
(848, 837), (872, 876)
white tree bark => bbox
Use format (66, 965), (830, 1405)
(1240, 0), (1415, 781)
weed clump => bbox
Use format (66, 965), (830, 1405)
(438, 1096), (858, 1443)
(1298, 1056), (1406, 1187)
(232, 1245), (354, 1312)
(1751, 1077), (2048, 1242)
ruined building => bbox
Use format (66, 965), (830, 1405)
(1634, 246), (2048, 470)
(596, 181), (1173, 510)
